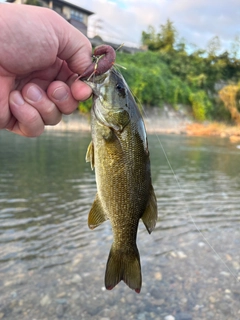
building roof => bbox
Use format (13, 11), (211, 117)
(50, 0), (94, 15)
(6, 0), (94, 16)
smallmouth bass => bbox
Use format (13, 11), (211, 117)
(85, 67), (157, 293)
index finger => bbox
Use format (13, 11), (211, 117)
(51, 12), (93, 75)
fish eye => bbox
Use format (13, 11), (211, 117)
(116, 83), (123, 90)
(115, 82), (126, 98)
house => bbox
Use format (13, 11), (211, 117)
(6, 0), (94, 36)
(90, 35), (143, 54)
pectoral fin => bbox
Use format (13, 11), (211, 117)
(86, 140), (94, 170)
(88, 194), (108, 229)
(141, 185), (158, 234)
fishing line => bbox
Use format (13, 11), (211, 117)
(141, 108), (239, 282)
(113, 62), (238, 281)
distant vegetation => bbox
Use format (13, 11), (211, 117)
(24, 0), (240, 123)
(83, 20), (240, 124)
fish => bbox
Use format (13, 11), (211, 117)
(85, 67), (157, 293)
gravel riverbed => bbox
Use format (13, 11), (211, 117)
(0, 229), (239, 320)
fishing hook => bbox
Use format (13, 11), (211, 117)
(78, 45), (116, 81)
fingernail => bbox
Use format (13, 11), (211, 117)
(11, 92), (24, 106)
(26, 86), (42, 102)
(52, 87), (69, 101)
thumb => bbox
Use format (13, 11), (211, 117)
(51, 12), (93, 75)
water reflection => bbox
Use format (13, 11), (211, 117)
(0, 130), (240, 319)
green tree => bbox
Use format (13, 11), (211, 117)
(230, 35), (240, 61)
(219, 84), (240, 125)
(159, 19), (177, 52)
(189, 91), (212, 121)
(141, 19), (177, 52)
(207, 36), (221, 57)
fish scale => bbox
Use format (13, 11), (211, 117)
(85, 67), (157, 293)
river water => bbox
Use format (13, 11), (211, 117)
(0, 130), (240, 320)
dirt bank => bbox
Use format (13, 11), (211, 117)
(45, 110), (240, 143)
(45, 107), (189, 135)
(185, 122), (240, 142)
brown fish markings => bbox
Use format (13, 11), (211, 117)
(85, 67), (157, 293)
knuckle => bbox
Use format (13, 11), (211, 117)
(43, 101), (56, 117)
(26, 109), (40, 124)
(57, 100), (77, 115)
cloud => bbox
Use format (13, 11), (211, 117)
(69, 0), (240, 51)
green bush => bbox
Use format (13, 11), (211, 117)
(189, 91), (212, 121)
(116, 51), (193, 108)
(78, 98), (92, 113)
(78, 48), (236, 122)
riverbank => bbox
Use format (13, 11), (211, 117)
(45, 111), (240, 143)
(185, 122), (240, 142)
(45, 107), (189, 135)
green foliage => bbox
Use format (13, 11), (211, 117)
(189, 91), (212, 121)
(219, 83), (240, 125)
(139, 22), (240, 122)
(141, 20), (177, 53)
(79, 20), (240, 122)
(78, 98), (92, 113)
(116, 51), (191, 108)
(115, 51), (214, 119)
(80, 49), (213, 119)
(18, 1), (240, 122)
(207, 36), (221, 56)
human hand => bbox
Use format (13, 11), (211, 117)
(0, 4), (93, 137)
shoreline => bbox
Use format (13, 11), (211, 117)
(45, 112), (240, 143)
(185, 122), (240, 142)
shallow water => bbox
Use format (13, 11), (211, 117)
(0, 130), (240, 320)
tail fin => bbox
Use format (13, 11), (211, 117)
(105, 244), (142, 293)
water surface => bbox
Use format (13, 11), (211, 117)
(0, 130), (240, 320)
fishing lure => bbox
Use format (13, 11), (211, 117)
(79, 45), (116, 81)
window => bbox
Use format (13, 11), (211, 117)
(70, 10), (84, 22)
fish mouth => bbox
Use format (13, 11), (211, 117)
(84, 68), (127, 132)
(83, 71), (110, 95)
(84, 71), (122, 131)
(85, 74), (113, 128)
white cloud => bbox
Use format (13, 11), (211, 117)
(69, 0), (240, 51)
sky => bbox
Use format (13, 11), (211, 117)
(1, 0), (239, 52)
(68, 0), (240, 52)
